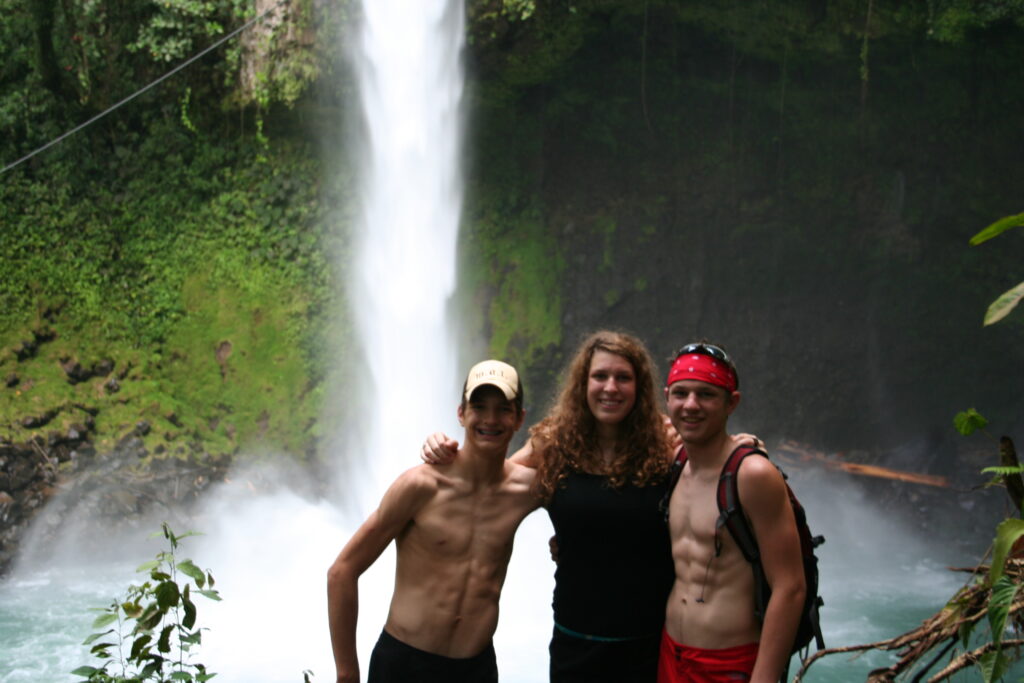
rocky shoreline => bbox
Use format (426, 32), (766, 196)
(0, 422), (230, 577)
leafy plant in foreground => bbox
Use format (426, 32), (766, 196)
(970, 212), (1024, 326)
(71, 523), (220, 683)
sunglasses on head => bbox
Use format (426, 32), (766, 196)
(673, 343), (739, 388)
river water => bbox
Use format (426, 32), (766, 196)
(0, 468), (1008, 682)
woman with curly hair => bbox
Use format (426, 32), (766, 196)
(423, 330), (679, 682)
(528, 330), (675, 682)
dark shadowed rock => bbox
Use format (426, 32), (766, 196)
(60, 358), (91, 384)
(20, 410), (57, 429)
(94, 359), (115, 377)
(13, 340), (37, 361)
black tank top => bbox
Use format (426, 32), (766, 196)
(546, 470), (674, 638)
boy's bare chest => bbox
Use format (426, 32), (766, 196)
(404, 487), (528, 556)
(671, 477), (720, 545)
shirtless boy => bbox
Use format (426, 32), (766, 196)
(660, 343), (805, 683)
(327, 360), (538, 683)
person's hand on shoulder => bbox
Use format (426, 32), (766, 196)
(734, 432), (765, 451)
(662, 415), (682, 452)
(421, 432), (459, 465)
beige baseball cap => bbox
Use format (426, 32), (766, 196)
(463, 360), (521, 402)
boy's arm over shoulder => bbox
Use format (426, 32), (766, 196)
(327, 467), (440, 683)
(737, 456), (807, 683)
(506, 458), (539, 495)
(508, 436), (542, 468)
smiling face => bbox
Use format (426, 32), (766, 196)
(665, 379), (739, 447)
(457, 385), (524, 455)
(585, 350), (638, 429)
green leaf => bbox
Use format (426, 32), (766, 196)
(983, 281), (1024, 326)
(155, 580), (180, 611)
(92, 612), (119, 629)
(170, 672), (195, 681)
(990, 518), (1024, 583)
(70, 665), (101, 677)
(970, 212), (1024, 245)
(981, 466), (1024, 476)
(988, 575), (1018, 647)
(181, 629), (203, 645)
(978, 647), (1009, 683)
(122, 601), (144, 618)
(129, 633), (153, 661)
(197, 674), (218, 681)
(979, 649), (998, 683)
(138, 604), (164, 631)
(136, 560), (160, 573)
(953, 408), (989, 436)
(957, 618), (975, 647)
(197, 589), (221, 601)
(89, 641), (116, 654)
(183, 591), (197, 630)
(141, 659), (163, 677)
(83, 631), (113, 645)
(178, 559), (206, 587)
(158, 624), (174, 653)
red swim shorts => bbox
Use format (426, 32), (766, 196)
(656, 629), (759, 683)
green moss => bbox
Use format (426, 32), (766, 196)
(461, 197), (564, 370)
(157, 261), (320, 457)
(0, 126), (341, 460)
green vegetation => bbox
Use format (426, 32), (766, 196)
(72, 524), (220, 682)
(969, 213), (1024, 326)
(0, 125), (348, 461)
(2, 0), (1024, 459)
(462, 192), (564, 371)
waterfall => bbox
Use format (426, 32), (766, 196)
(196, 1), (479, 679)
(195, 1), (554, 679)
(346, 0), (463, 503)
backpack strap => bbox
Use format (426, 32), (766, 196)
(660, 446), (687, 523)
(716, 445), (768, 565)
(716, 445), (772, 623)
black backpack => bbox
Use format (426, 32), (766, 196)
(663, 445), (825, 671)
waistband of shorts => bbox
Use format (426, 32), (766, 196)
(379, 628), (494, 661)
(660, 628), (759, 657)
(554, 621), (660, 643)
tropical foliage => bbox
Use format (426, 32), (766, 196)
(71, 524), (220, 683)
(970, 213), (1024, 326)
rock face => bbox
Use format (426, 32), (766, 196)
(0, 423), (229, 577)
(0, 431), (85, 573)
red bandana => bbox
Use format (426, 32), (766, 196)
(666, 353), (737, 393)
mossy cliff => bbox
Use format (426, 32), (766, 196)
(461, 1), (1024, 454)
(0, 1), (1022, 526)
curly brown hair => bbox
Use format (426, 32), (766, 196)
(530, 330), (671, 502)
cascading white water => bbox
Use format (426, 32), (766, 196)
(335, 3), (555, 679)
(194, 1), (556, 679)
(346, 0), (463, 501)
